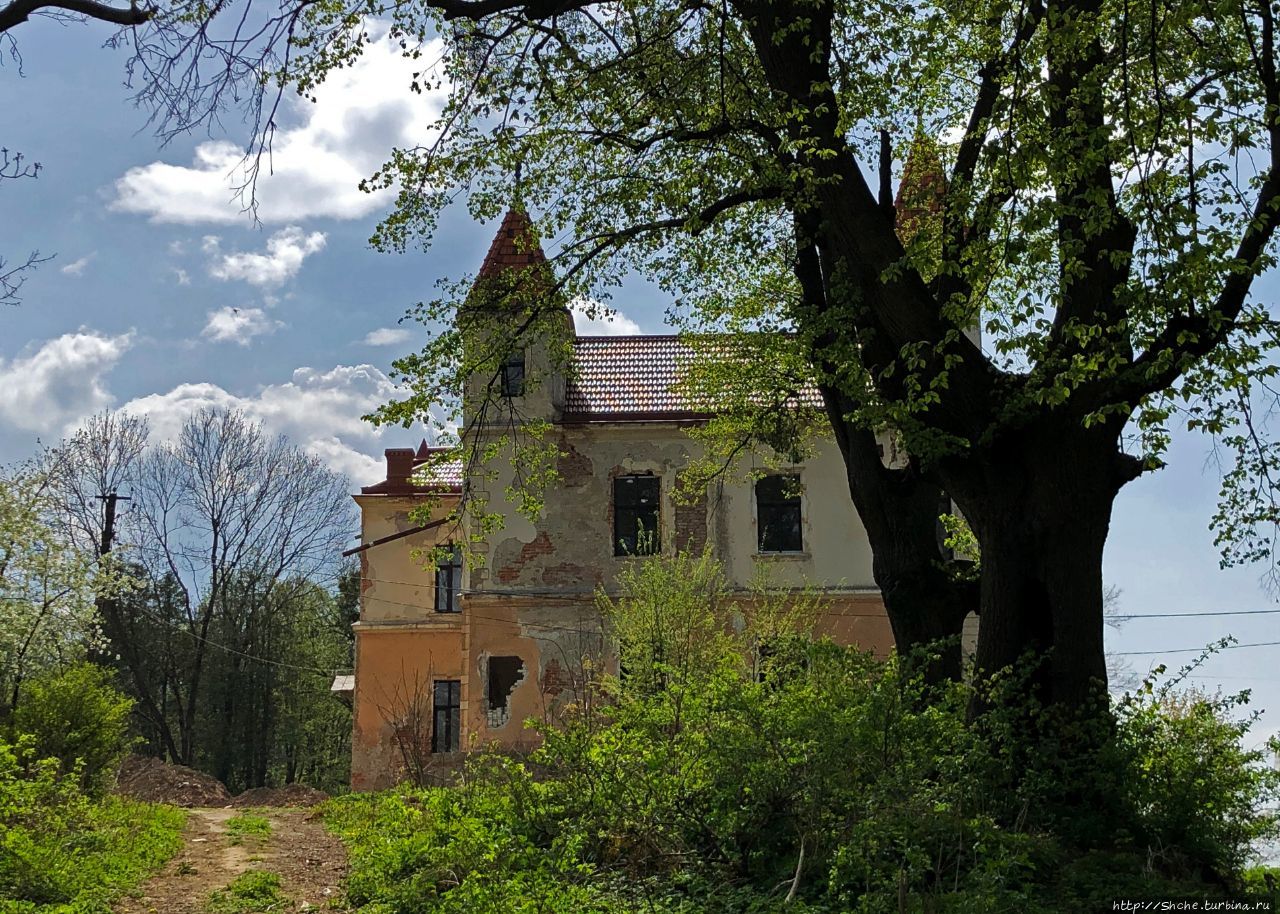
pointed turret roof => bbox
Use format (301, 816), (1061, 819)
(477, 208), (547, 279)
(894, 133), (947, 245)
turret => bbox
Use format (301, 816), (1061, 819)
(461, 208), (574, 429)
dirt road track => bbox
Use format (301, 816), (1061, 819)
(114, 806), (350, 913)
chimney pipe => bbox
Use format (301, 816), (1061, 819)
(385, 448), (416, 486)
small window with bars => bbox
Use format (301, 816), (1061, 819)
(431, 679), (460, 753)
(434, 545), (463, 613)
(756, 474), (803, 553)
(614, 474), (660, 556)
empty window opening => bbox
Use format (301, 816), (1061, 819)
(431, 679), (460, 753)
(435, 544), (463, 613)
(757, 475), (803, 553)
(500, 350), (526, 397)
(486, 656), (526, 728)
(614, 474), (660, 556)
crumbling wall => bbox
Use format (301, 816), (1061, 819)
(484, 655), (526, 728)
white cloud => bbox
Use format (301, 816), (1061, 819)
(111, 26), (451, 225)
(174, 268), (191, 286)
(59, 253), (95, 276)
(0, 331), (133, 434)
(207, 227), (326, 286)
(120, 364), (427, 482)
(363, 326), (412, 346)
(571, 300), (644, 336)
(201, 307), (284, 345)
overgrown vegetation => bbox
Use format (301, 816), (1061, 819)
(206, 871), (290, 914)
(226, 813), (272, 845)
(324, 554), (1280, 913)
(0, 670), (184, 913)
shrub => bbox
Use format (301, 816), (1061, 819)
(323, 555), (1280, 914)
(0, 736), (184, 912)
(11, 662), (134, 797)
(207, 871), (290, 914)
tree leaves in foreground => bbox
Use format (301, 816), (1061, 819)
(323, 554), (1280, 913)
(111, 0), (1280, 722)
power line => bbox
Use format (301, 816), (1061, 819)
(123, 598), (346, 678)
(1116, 609), (1280, 620)
(1115, 639), (1280, 657)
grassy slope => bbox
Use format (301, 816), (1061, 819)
(0, 797), (186, 914)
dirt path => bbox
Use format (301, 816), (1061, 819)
(116, 806), (350, 913)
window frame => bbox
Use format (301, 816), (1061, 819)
(755, 474), (804, 554)
(613, 473), (661, 556)
(431, 679), (461, 753)
(500, 349), (526, 397)
(434, 544), (463, 614)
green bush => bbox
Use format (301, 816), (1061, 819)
(11, 663), (134, 797)
(0, 736), (185, 912)
(322, 554), (1280, 914)
(207, 871), (289, 914)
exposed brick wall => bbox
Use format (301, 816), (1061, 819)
(497, 531), (554, 583)
(541, 657), (568, 698)
(675, 493), (708, 553)
(557, 441), (594, 486)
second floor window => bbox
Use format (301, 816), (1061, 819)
(500, 350), (525, 397)
(614, 474), (660, 556)
(757, 474), (803, 553)
(435, 544), (463, 613)
(431, 679), (460, 753)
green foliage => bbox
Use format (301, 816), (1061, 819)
(1114, 664), (1280, 880)
(0, 737), (184, 913)
(0, 464), (115, 711)
(324, 556), (1279, 914)
(206, 871), (289, 914)
(10, 663), (134, 797)
(225, 813), (271, 843)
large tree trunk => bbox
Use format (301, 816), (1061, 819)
(942, 420), (1123, 710)
(824, 391), (974, 684)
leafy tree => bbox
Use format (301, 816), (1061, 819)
(126, 0), (1280, 731)
(0, 461), (112, 711)
(10, 661), (134, 796)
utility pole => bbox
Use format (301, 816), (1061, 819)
(90, 491), (132, 664)
(94, 491), (131, 558)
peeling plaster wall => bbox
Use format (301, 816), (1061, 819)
(351, 493), (466, 790)
(353, 421), (898, 788)
(353, 494), (461, 623)
(473, 426), (878, 595)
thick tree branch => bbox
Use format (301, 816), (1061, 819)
(0, 0), (152, 32)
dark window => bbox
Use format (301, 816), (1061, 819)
(434, 544), (463, 613)
(431, 679), (461, 753)
(614, 474), (660, 556)
(500, 350), (525, 397)
(757, 475), (803, 553)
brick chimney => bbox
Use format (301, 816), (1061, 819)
(384, 448), (416, 487)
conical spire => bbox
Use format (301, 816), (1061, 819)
(894, 132), (947, 246)
(477, 208), (547, 280)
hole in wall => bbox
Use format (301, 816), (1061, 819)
(486, 656), (525, 728)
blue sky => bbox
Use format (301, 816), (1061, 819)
(2, 15), (1278, 755)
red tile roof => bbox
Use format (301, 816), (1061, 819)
(361, 444), (462, 495)
(565, 335), (823, 420)
(477, 208), (547, 279)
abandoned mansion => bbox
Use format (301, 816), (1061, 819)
(343, 208), (969, 789)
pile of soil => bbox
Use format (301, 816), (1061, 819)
(115, 755), (232, 807)
(232, 783), (329, 808)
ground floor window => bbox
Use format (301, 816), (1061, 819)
(432, 679), (460, 753)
